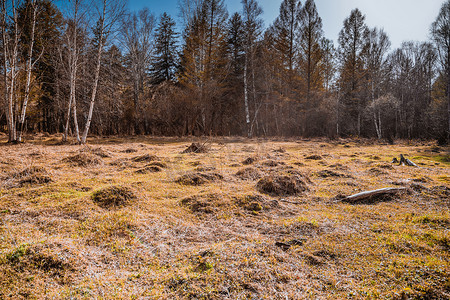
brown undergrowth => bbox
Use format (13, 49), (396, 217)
(0, 136), (449, 299)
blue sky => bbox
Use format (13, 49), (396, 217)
(128, 0), (444, 49)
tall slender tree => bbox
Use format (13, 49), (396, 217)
(1, 0), (22, 142)
(81, 0), (126, 144)
(272, 0), (301, 100)
(241, 0), (263, 137)
(120, 8), (155, 134)
(152, 12), (178, 84)
(362, 27), (391, 139)
(338, 8), (368, 136)
(298, 0), (323, 97)
(17, 0), (38, 142)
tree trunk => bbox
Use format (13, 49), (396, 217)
(18, 0), (37, 142)
(243, 54), (250, 137)
(341, 187), (407, 204)
(81, 3), (106, 145)
(7, 1), (19, 143)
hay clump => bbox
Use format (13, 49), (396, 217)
(6, 242), (78, 279)
(11, 166), (52, 187)
(305, 155), (323, 160)
(176, 172), (223, 186)
(135, 165), (162, 174)
(182, 142), (209, 154)
(134, 161), (167, 174)
(315, 170), (349, 178)
(79, 146), (111, 158)
(261, 160), (284, 167)
(257, 175), (309, 196)
(235, 167), (262, 180)
(180, 193), (230, 214)
(131, 154), (159, 163)
(242, 157), (257, 165)
(62, 153), (103, 167)
(91, 185), (137, 208)
(121, 148), (138, 153)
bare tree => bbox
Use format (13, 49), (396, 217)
(1, 0), (22, 142)
(119, 8), (155, 134)
(241, 0), (263, 137)
(80, 0), (126, 144)
(17, 0), (39, 142)
(62, 0), (85, 143)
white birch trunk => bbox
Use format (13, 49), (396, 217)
(81, 1), (106, 144)
(18, 0), (37, 142)
(244, 54), (250, 137)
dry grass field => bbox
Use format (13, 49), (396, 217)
(0, 135), (449, 299)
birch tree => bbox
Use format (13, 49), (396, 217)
(62, 0), (85, 143)
(120, 8), (155, 134)
(17, 0), (39, 142)
(241, 0), (263, 137)
(1, 0), (23, 142)
(80, 0), (125, 144)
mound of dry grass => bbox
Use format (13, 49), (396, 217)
(305, 155), (322, 160)
(79, 146), (111, 158)
(315, 169), (350, 178)
(257, 175), (309, 196)
(131, 154), (159, 162)
(182, 142), (209, 154)
(135, 165), (162, 174)
(176, 172), (223, 185)
(91, 185), (137, 208)
(62, 153), (103, 167)
(235, 167), (262, 180)
(242, 156), (257, 165)
(4, 166), (52, 188)
(120, 148), (138, 153)
(180, 193), (230, 214)
(6, 243), (76, 277)
(261, 159), (284, 167)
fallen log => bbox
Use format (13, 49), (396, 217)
(341, 187), (407, 204)
(399, 154), (417, 167)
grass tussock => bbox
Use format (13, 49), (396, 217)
(131, 154), (159, 162)
(235, 167), (262, 180)
(3, 166), (52, 188)
(79, 146), (111, 158)
(91, 185), (137, 208)
(176, 172), (223, 185)
(62, 153), (103, 167)
(257, 174), (309, 196)
(182, 142), (209, 153)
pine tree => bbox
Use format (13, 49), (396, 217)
(152, 12), (178, 84)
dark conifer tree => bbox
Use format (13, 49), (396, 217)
(152, 12), (178, 84)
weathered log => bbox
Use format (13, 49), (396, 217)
(342, 187), (407, 204)
(399, 154), (417, 167)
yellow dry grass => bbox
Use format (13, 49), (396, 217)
(0, 136), (449, 299)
